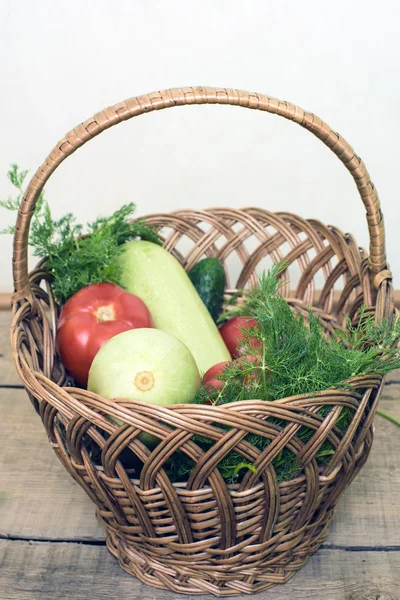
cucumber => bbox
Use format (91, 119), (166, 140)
(118, 241), (231, 373)
(188, 258), (226, 322)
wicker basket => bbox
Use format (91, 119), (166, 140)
(11, 87), (395, 596)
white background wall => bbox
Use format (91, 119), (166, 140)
(0, 0), (399, 292)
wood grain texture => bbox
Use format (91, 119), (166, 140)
(0, 387), (103, 541)
(0, 541), (399, 600)
(0, 294), (11, 311)
(0, 312), (18, 386)
(0, 387), (399, 546)
(329, 383), (400, 545)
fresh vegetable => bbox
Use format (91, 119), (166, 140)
(202, 361), (230, 391)
(0, 165), (162, 303)
(118, 240), (231, 373)
(188, 257), (226, 322)
(88, 328), (200, 406)
(56, 282), (153, 386)
(219, 316), (261, 358)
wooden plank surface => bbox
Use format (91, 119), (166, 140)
(0, 294), (11, 311)
(0, 312), (19, 386)
(0, 541), (399, 600)
(0, 388), (103, 541)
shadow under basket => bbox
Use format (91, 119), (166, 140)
(10, 87), (396, 596)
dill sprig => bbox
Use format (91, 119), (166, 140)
(1, 164), (162, 302)
(215, 265), (400, 403)
(171, 264), (400, 484)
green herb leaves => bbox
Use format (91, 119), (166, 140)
(33, 203), (162, 302)
(214, 266), (400, 405)
(1, 165), (162, 303)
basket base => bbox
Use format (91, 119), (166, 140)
(99, 512), (333, 596)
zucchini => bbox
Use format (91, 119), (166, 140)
(188, 258), (226, 322)
(119, 241), (231, 373)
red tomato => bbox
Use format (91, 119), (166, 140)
(56, 282), (153, 386)
(202, 361), (231, 391)
(219, 316), (261, 358)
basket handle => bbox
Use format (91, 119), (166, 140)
(12, 86), (389, 301)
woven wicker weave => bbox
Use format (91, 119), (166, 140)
(11, 87), (395, 596)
